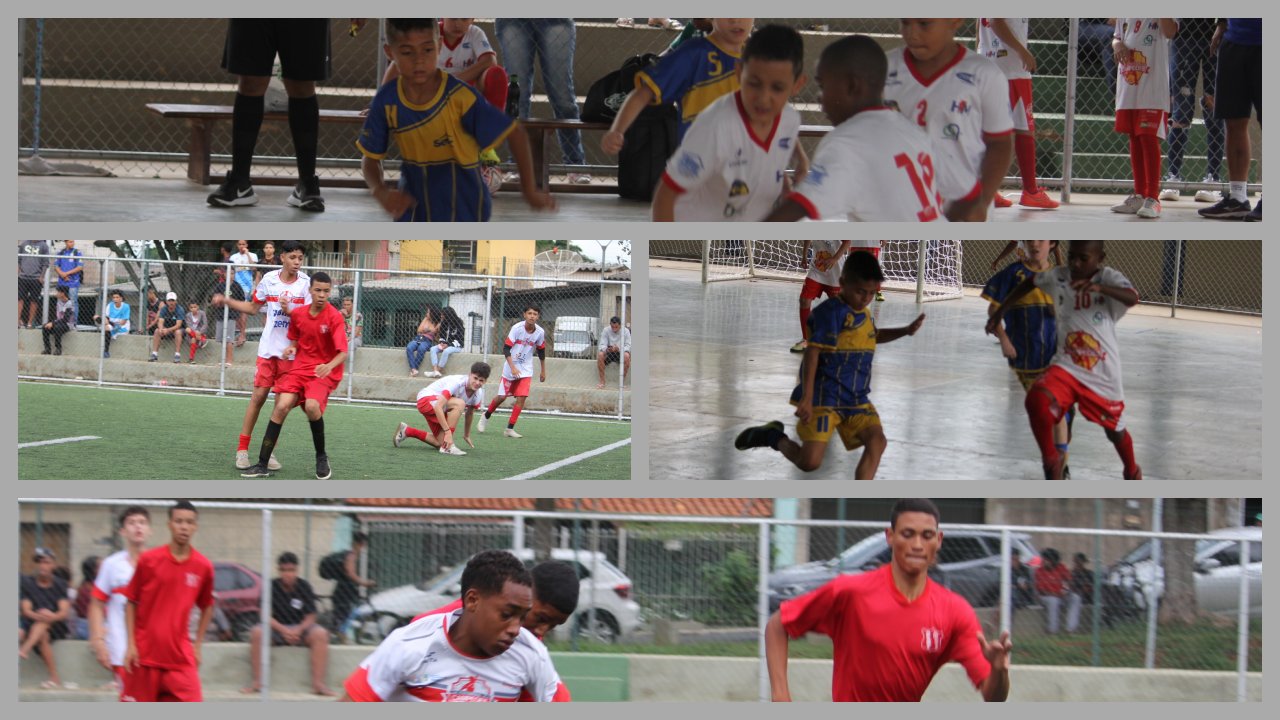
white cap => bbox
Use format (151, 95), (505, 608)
(165, 292), (177, 301)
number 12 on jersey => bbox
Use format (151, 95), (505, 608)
(894, 152), (940, 222)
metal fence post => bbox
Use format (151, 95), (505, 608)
(346, 267), (362, 402)
(512, 512), (525, 550)
(588, 519), (599, 641)
(1062, 19), (1079, 204)
(97, 258), (108, 385)
(701, 240), (710, 284)
(303, 498), (312, 581)
(1171, 240), (1182, 318)
(1091, 499), (1102, 667)
(1236, 539), (1250, 702)
(18, 20), (24, 118)
(32, 19), (42, 155)
(259, 509), (273, 702)
(218, 265), (231, 395)
(617, 284), (626, 419)
(1144, 498), (1163, 668)
(999, 528), (1012, 638)
(41, 250), (51, 326)
(915, 241), (928, 304)
(482, 279), (493, 356)
(756, 521), (770, 702)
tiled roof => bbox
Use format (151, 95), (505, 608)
(345, 498), (773, 517)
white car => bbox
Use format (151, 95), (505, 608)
(349, 548), (642, 644)
(1107, 526), (1262, 617)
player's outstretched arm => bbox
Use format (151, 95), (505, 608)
(764, 197), (811, 222)
(877, 313), (926, 344)
(124, 601), (138, 672)
(985, 276), (1037, 334)
(194, 604), (214, 666)
(88, 596), (111, 669)
(977, 630), (1012, 702)
(765, 611), (793, 701)
(651, 181), (679, 222)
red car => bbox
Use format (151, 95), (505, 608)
(213, 561), (263, 640)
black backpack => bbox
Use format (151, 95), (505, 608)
(617, 104), (679, 201)
(319, 551), (348, 581)
(582, 53), (661, 123)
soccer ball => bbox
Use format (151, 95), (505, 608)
(482, 165), (503, 194)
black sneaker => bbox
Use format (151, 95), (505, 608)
(287, 175), (325, 212)
(1243, 199), (1261, 222)
(315, 454), (332, 480)
(207, 174), (259, 207)
(735, 421), (785, 450)
(240, 463), (271, 478)
(1198, 196), (1251, 219)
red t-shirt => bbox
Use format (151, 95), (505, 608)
(1036, 563), (1072, 596)
(121, 545), (215, 670)
(780, 565), (990, 702)
(287, 303), (349, 382)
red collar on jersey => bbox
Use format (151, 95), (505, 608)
(904, 43), (969, 88)
(734, 90), (782, 151)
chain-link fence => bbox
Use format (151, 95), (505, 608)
(650, 240), (1262, 316)
(18, 498), (1262, 702)
(16, 243), (631, 418)
(20, 19), (1262, 194)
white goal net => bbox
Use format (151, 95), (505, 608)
(701, 241), (963, 302)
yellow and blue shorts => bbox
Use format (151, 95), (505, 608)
(790, 402), (881, 451)
(1015, 369), (1047, 392)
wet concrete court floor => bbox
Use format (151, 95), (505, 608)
(648, 262), (1262, 481)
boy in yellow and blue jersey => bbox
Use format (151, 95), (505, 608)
(736, 251), (925, 479)
(358, 19), (553, 222)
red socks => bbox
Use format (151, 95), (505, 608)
(406, 426), (429, 442)
(1129, 134), (1162, 198)
(799, 307), (810, 340)
(1112, 429), (1139, 478)
(509, 407), (522, 427)
(481, 66), (509, 111)
(486, 400), (499, 416)
(238, 434), (251, 451)
(1024, 389), (1062, 467)
(1015, 134), (1039, 194)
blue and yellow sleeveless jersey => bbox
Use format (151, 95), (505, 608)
(789, 297), (877, 409)
(981, 261), (1057, 374)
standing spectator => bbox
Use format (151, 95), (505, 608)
(1009, 548), (1036, 611)
(427, 307), (465, 378)
(143, 287), (161, 336)
(1035, 548), (1075, 634)
(93, 289), (131, 359)
(184, 301), (210, 364)
(495, 18), (591, 183)
(1068, 552), (1093, 631)
(73, 556), (101, 640)
(40, 286), (75, 356)
(18, 240), (50, 330)
(328, 532), (376, 636)
(212, 263), (245, 367)
(406, 308), (441, 378)
(230, 240), (258, 345)
(596, 316), (631, 388)
(243, 552), (334, 696)
(1075, 19), (1118, 98)
(19, 548), (70, 688)
(1199, 18), (1262, 221)
(253, 241), (280, 290)
(149, 292), (186, 363)
(1159, 19), (1226, 203)
(53, 240), (85, 324)
(340, 296), (363, 350)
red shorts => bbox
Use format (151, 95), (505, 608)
(1032, 365), (1126, 432)
(501, 376), (532, 397)
(254, 355), (294, 388)
(416, 395), (454, 436)
(800, 277), (840, 301)
(274, 370), (339, 414)
(1115, 109), (1169, 140)
(1009, 78), (1034, 132)
(122, 664), (202, 702)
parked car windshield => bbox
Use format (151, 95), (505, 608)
(554, 331), (591, 345)
(419, 564), (464, 592)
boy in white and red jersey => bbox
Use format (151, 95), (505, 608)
(339, 550), (566, 702)
(89, 505), (152, 701)
(986, 240), (1142, 480)
(122, 501), (215, 703)
(241, 272), (348, 480)
(766, 499), (1011, 702)
(1110, 19), (1180, 219)
(214, 240), (311, 472)
(480, 303), (546, 439)
(766, 35), (981, 223)
(884, 19), (1015, 221)
(652, 24), (807, 222)
(977, 19), (1059, 210)
(394, 362), (490, 456)
(790, 241), (850, 353)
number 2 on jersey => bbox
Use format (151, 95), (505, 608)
(894, 152), (940, 222)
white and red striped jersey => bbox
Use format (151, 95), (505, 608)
(502, 322), (546, 381)
(978, 19), (1032, 80)
(250, 269), (312, 359)
(1114, 19), (1177, 111)
(1035, 265), (1137, 401)
(344, 610), (562, 702)
(417, 374), (485, 410)
(90, 550), (137, 668)
(806, 241), (849, 286)
(438, 24), (496, 77)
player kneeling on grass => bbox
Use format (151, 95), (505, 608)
(339, 550), (565, 702)
(986, 240), (1142, 480)
(395, 362), (489, 456)
(241, 272), (348, 480)
(481, 303), (546, 439)
(736, 252), (924, 479)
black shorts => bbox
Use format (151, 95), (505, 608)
(18, 277), (42, 303)
(602, 350), (628, 365)
(222, 19), (333, 82)
(1215, 39), (1261, 121)
(20, 617), (68, 641)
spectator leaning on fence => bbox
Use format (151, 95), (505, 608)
(341, 296), (363, 349)
(228, 241), (255, 345)
(41, 285), (76, 356)
(1009, 547), (1036, 611)
(597, 316), (631, 388)
(427, 307), (465, 378)
(243, 552), (334, 696)
(149, 292), (186, 363)
(19, 547), (71, 688)
(18, 240), (50, 330)
(1034, 548), (1078, 634)
(53, 240), (84, 323)
(1199, 18), (1262, 222)
(93, 289), (130, 359)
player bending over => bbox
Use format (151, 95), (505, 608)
(395, 362), (490, 456)
(986, 240), (1142, 480)
(736, 252), (924, 479)
(480, 303), (546, 439)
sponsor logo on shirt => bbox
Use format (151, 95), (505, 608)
(779, 137), (791, 149)
(807, 164), (828, 186)
(921, 627), (945, 653)
(1065, 331), (1107, 370)
(955, 72), (977, 85)
(943, 124), (961, 140)
(677, 151), (704, 178)
(1122, 51), (1150, 85)
(1142, 33), (1154, 46)
(729, 180), (750, 196)
(444, 676), (494, 702)
(1092, 311), (1105, 326)
(951, 100), (971, 114)
(320, 324), (329, 335)
(186, 573), (201, 588)
(434, 134), (454, 148)
(996, 49), (1008, 57)
(886, 99), (900, 112)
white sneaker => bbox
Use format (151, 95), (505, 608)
(477, 415), (488, 433)
(267, 453), (282, 471)
(504, 428), (523, 438)
(439, 445), (467, 456)
(1195, 189), (1223, 203)
(1159, 187), (1180, 202)
(503, 172), (520, 183)
(394, 422), (407, 448)
(428, 371), (441, 378)
(1136, 197), (1162, 218)
(1110, 194), (1143, 214)
(236, 450), (250, 469)
(567, 173), (593, 184)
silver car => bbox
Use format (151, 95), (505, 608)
(1106, 526), (1262, 616)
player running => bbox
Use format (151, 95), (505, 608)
(240, 272), (348, 480)
(122, 501), (215, 703)
(986, 240), (1142, 480)
(480, 303), (546, 438)
(339, 550), (566, 702)
(395, 362), (490, 456)
(89, 505), (152, 702)
(213, 240), (311, 472)
(766, 498), (1011, 702)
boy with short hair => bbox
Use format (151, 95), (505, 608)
(395, 361), (490, 456)
(358, 18), (552, 221)
(241, 271), (348, 480)
(1110, 19), (1179, 219)
(149, 292), (185, 363)
(790, 241), (851, 353)
(480, 303), (546, 439)
(736, 252), (926, 479)
(89, 506), (152, 701)
(651, 23), (807, 222)
(92, 289), (130, 359)
(990, 240), (1064, 270)
(986, 240), (1142, 480)
(183, 301), (209, 364)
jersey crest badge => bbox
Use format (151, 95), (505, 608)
(955, 72), (976, 85)
(677, 151), (704, 178)
(729, 180), (750, 196)
(1122, 51), (1150, 86)
(920, 627), (944, 653)
(1065, 331), (1107, 369)
(445, 676), (493, 702)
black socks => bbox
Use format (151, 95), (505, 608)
(288, 95), (320, 180)
(231, 92), (265, 181)
(259, 420), (282, 466)
(310, 416), (326, 456)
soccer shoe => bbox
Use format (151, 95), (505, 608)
(103, 352), (110, 359)
(287, 175), (326, 212)
(1198, 196), (1251, 219)
(993, 193), (1014, 208)
(1244, 200), (1261, 222)
(1110, 195), (1143, 214)
(440, 445), (467, 456)
(173, 353), (181, 363)
(1136, 197), (1162, 219)
(478, 415), (489, 433)
(268, 453), (282, 471)
(315, 454), (332, 480)
(568, 173), (593, 184)
(393, 422), (408, 448)
(504, 428), (524, 438)
(480, 148), (501, 166)
(1158, 173), (1181, 202)
(1124, 465), (1143, 480)
(240, 463), (271, 478)
(236, 450), (251, 469)
(207, 174), (259, 207)
(189, 357), (196, 364)
(789, 340), (807, 353)
(875, 292), (886, 301)
(735, 421), (785, 450)
(1019, 189), (1060, 209)
(1195, 176), (1223, 203)
(1042, 451), (1067, 480)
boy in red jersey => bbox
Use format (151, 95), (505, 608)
(479, 303), (546, 439)
(241, 272), (348, 480)
(122, 501), (215, 703)
(766, 498), (1011, 702)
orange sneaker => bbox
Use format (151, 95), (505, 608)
(993, 193), (1014, 208)
(1019, 189), (1060, 209)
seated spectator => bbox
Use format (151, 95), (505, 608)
(211, 263), (245, 367)
(143, 287), (161, 336)
(406, 308), (441, 378)
(149, 292), (185, 363)
(1035, 548), (1078, 634)
(19, 548), (70, 688)
(40, 286), (75, 356)
(427, 307), (465, 378)
(1070, 552), (1094, 620)
(184, 301), (209, 364)
(340, 296), (363, 350)
(92, 289), (131, 359)
(243, 552), (334, 696)
(597, 316), (632, 388)
(72, 556), (100, 640)
(53, 240), (84, 324)
(1010, 548), (1037, 610)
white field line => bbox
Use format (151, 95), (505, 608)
(500, 438), (632, 481)
(19, 436), (102, 449)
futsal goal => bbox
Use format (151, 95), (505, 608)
(700, 241), (964, 302)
